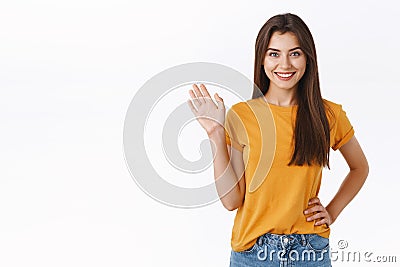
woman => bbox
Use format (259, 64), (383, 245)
(187, 13), (368, 266)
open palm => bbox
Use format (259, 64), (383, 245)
(187, 84), (225, 136)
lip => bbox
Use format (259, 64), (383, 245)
(274, 72), (296, 81)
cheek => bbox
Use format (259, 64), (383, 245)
(293, 60), (307, 75)
(263, 60), (276, 72)
(263, 64), (275, 79)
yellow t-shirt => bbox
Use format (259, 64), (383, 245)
(224, 96), (354, 252)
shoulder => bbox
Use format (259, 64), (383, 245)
(323, 98), (343, 111)
(322, 98), (352, 128)
(322, 98), (345, 117)
(229, 98), (262, 113)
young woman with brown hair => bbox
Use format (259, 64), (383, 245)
(187, 13), (368, 266)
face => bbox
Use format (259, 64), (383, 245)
(263, 31), (307, 92)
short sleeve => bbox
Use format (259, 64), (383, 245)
(331, 105), (355, 151)
(225, 107), (244, 152)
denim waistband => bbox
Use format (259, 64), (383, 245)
(256, 233), (318, 247)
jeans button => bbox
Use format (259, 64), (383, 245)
(258, 237), (263, 246)
(283, 237), (289, 243)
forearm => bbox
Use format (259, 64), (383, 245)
(208, 127), (244, 210)
(326, 168), (369, 223)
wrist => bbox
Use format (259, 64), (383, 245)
(325, 204), (338, 224)
(207, 125), (225, 139)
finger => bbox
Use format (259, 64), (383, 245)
(304, 204), (324, 215)
(192, 84), (206, 103)
(306, 211), (326, 222)
(215, 93), (225, 110)
(189, 89), (201, 107)
(308, 197), (320, 205)
(315, 218), (329, 226)
(187, 99), (198, 114)
(200, 84), (212, 98)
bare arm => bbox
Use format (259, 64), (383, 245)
(187, 84), (245, 211)
(208, 128), (245, 211)
(305, 136), (369, 225)
(325, 136), (369, 223)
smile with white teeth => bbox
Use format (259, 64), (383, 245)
(275, 72), (295, 78)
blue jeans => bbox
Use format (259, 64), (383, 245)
(230, 233), (332, 267)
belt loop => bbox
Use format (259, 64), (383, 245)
(301, 234), (307, 246)
(258, 235), (263, 246)
(281, 235), (289, 246)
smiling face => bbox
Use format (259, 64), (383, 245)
(263, 31), (307, 93)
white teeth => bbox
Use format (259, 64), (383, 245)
(276, 73), (294, 78)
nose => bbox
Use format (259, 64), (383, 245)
(280, 55), (292, 69)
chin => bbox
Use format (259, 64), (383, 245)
(274, 82), (298, 91)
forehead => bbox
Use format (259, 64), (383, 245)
(267, 31), (300, 50)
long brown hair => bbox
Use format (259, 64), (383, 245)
(252, 13), (333, 168)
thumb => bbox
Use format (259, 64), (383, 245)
(214, 93), (225, 110)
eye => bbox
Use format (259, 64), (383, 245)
(290, 51), (301, 56)
(269, 52), (279, 57)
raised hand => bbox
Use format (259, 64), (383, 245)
(187, 84), (225, 136)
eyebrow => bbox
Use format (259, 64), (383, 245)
(266, 47), (302, 52)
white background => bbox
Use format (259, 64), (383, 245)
(1, 0), (399, 266)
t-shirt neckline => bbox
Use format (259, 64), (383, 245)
(257, 96), (298, 111)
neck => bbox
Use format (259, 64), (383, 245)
(264, 85), (298, 106)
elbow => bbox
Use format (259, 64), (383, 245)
(222, 200), (242, 211)
(364, 162), (369, 178)
(362, 158), (370, 179)
(224, 204), (239, 211)
(220, 183), (245, 211)
(350, 161), (369, 181)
